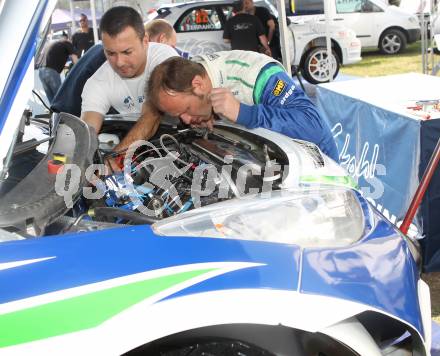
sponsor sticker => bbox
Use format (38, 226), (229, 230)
(272, 80), (285, 96)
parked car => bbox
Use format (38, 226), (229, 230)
(399, 0), (439, 46)
(0, 0), (434, 355)
(151, 0), (361, 84)
(288, 0), (421, 54)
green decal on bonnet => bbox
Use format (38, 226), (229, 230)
(300, 175), (358, 189)
(0, 268), (214, 348)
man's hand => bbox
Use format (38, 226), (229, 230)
(190, 116), (215, 131)
(104, 155), (123, 173)
(209, 88), (240, 122)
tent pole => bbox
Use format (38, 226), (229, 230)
(90, 0), (99, 44)
(324, 0), (332, 81)
(275, 0), (292, 76)
(69, 0), (76, 34)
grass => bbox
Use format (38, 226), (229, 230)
(340, 41), (429, 77)
(339, 42), (440, 324)
(423, 273), (440, 323)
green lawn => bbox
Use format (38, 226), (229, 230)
(340, 41), (428, 77)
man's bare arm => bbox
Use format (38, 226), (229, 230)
(266, 18), (276, 43)
(259, 35), (271, 56)
(71, 54), (79, 65)
(81, 111), (104, 133)
(114, 102), (160, 152)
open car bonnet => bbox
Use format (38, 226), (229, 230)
(0, 0), (56, 176)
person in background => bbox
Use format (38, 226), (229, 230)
(145, 19), (177, 47)
(223, 0), (271, 55)
(145, 19), (190, 58)
(80, 6), (178, 155)
(243, 0), (281, 60)
(72, 13), (95, 57)
(146, 52), (339, 161)
(39, 32), (78, 103)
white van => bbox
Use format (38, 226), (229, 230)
(287, 0), (421, 54)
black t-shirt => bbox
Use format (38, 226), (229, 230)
(72, 28), (94, 56)
(254, 6), (272, 36)
(223, 13), (265, 52)
(44, 40), (75, 73)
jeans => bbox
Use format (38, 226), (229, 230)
(39, 67), (61, 104)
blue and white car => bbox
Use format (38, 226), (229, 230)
(0, 0), (434, 355)
(149, 0), (362, 84)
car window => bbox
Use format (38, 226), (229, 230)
(290, 0), (324, 16)
(220, 5), (235, 21)
(336, 0), (382, 13)
(176, 7), (223, 32)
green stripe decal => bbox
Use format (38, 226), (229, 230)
(300, 175), (358, 189)
(253, 65), (283, 104)
(226, 76), (253, 89)
(0, 268), (214, 348)
(225, 60), (250, 67)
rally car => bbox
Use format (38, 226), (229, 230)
(0, 0), (433, 355)
(148, 0), (362, 84)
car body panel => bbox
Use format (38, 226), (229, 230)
(0, 212), (426, 353)
(0, 0), (432, 355)
(289, 0), (420, 51)
(152, 0), (362, 67)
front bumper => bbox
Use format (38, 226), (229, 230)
(408, 28), (421, 43)
(343, 38), (362, 65)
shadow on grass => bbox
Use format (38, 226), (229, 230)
(422, 273), (440, 322)
(361, 40), (422, 57)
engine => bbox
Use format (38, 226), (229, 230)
(60, 123), (288, 232)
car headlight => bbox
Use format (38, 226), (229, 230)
(153, 189), (368, 248)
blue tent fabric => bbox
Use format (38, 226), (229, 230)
(420, 120), (440, 272)
(432, 321), (440, 355)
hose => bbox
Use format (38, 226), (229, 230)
(32, 89), (52, 112)
(93, 207), (159, 225)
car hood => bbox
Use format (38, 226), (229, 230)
(0, 0), (56, 174)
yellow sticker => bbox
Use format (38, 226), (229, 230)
(272, 80), (285, 96)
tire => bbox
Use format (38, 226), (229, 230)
(379, 29), (407, 55)
(301, 47), (340, 85)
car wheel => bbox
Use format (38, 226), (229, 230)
(379, 29), (407, 54)
(301, 47), (340, 85)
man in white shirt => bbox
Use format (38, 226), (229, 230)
(81, 6), (178, 153)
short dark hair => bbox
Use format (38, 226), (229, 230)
(233, 0), (244, 12)
(147, 57), (206, 106)
(99, 6), (145, 40)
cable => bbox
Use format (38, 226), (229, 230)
(93, 207), (159, 225)
(32, 89), (52, 112)
(159, 133), (191, 167)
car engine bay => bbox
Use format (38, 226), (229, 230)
(0, 113), (292, 238)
